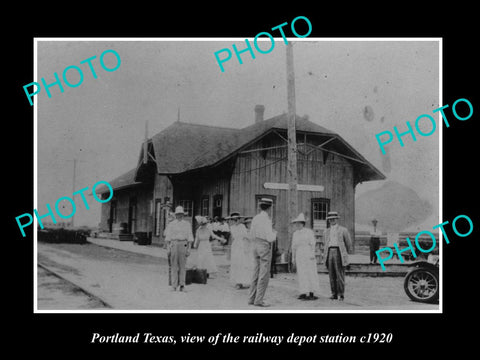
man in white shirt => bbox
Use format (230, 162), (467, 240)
(164, 206), (194, 291)
(323, 211), (352, 301)
(248, 198), (277, 307)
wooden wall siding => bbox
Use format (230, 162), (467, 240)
(99, 185), (153, 235)
(113, 192), (130, 232)
(230, 133), (355, 252)
(172, 163), (233, 219)
(151, 167), (233, 245)
(152, 174), (173, 244)
(135, 187), (154, 233)
(193, 173), (230, 218)
(99, 200), (111, 232)
(154, 174), (173, 202)
(100, 133), (356, 252)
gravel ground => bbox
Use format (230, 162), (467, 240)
(37, 242), (439, 311)
(37, 266), (108, 310)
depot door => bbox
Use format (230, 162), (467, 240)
(109, 200), (117, 233)
(128, 197), (137, 234)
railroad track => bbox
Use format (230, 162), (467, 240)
(38, 262), (113, 309)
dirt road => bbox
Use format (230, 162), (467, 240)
(37, 265), (109, 309)
(37, 242), (439, 311)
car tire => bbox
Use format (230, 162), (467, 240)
(404, 268), (439, 304)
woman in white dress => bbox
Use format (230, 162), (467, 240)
(291, 213), (321, 300)
(228, 212), (253, 289)
(191, 216), (225, 278)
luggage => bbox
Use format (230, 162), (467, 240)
(186, 268), (208, 285)
(168, 248), (207, 286)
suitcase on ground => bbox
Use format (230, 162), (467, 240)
(186, 268), (208, 285)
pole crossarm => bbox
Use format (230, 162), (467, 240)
(286, 42), (298, 272)
(273, 130), (289, 144)
(304, 141), (368, 165)
(305, 136), (336, 156)
(239, 144), (289, 154)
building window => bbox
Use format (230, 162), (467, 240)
(312, 198), (329, 220)
(311, 198), (330, 229)
(178, 200), (193, 217)
(201, 196), (209, 217)
(213, 195), (223, 218)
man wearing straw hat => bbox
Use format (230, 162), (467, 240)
(324, 211), (352, 301)
(248, 198), (277, 307)
(164, 205), (194, 291)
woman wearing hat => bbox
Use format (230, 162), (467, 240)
(291, 213), (320, 300)
(191, 215), (225, 278)
(228, 212), (253, 289)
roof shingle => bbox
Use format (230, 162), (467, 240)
(102, 113), (384, 193)
(150, 114), (336, 174)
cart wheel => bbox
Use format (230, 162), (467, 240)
(404, 268), (439, 303)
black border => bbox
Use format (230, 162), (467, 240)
(8, 6), (478, 355)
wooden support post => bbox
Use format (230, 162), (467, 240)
(239, 144), (288, 154)
(65, 157), (86, 228)
(273, 130), (289, 143)
(305, 136), (336, 156)
(286, 42), (298, 271)
(143, 120), (149, 164)
(71, 158), (77, 227)
(304, 142), (369, 165)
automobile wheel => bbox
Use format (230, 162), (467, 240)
(404, 268), (439, 303)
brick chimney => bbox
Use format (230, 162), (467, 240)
(254, 104), (265, 123)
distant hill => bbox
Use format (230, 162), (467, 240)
(355, 180), (433, 233)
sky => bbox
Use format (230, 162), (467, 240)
(36, 38), (440, 227)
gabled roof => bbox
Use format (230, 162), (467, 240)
(103, 113), (384, 193)
(145, 114), (337, 175)
(149, 121), (241, 174)
(96, 168), (140, 194)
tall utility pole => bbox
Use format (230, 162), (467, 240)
(66, 157), (86, 228)
(143, 120), (149, 164)
(286, 41), (298, 270)
(70, 158), (77, 227)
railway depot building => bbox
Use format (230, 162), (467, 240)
(97, 105), (385, 262)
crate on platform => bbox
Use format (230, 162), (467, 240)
(118, 234), (134, 241)
(135, 232), (151, 245)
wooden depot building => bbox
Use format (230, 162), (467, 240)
(96, 105), (385, 262)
